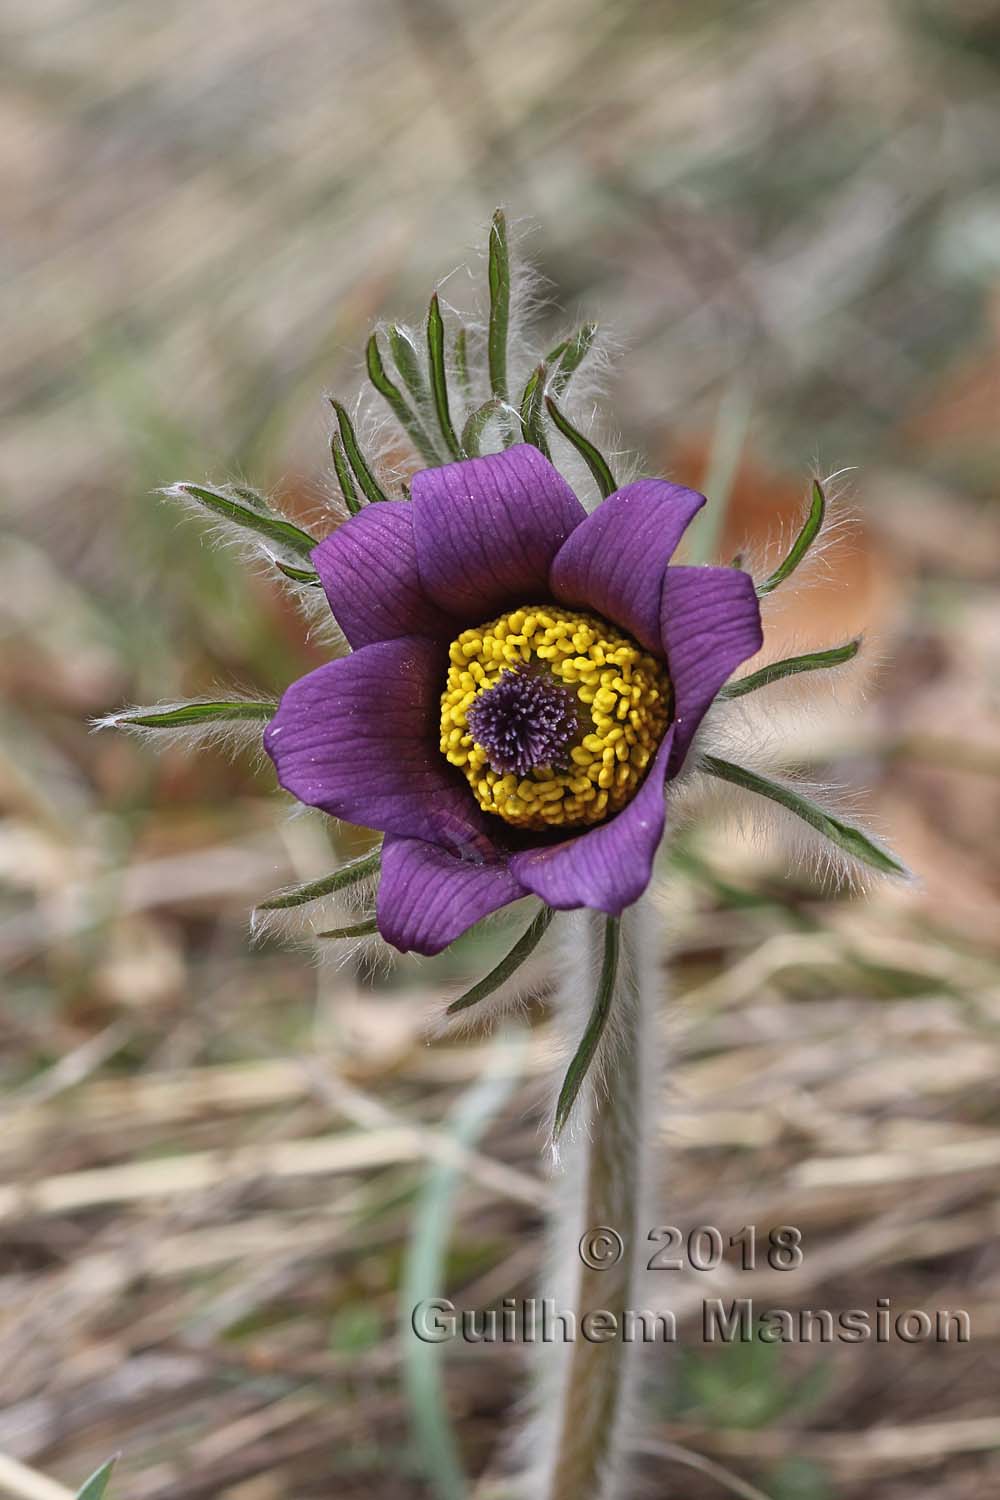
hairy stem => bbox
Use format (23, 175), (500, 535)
(532, 899), (659, 1500)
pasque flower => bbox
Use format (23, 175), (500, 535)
(263, 443), (762, 956)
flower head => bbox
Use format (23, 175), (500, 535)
(263, 445), (763, 955)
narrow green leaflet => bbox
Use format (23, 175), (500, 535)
(426, 294), (463, 460)
(316, 915), (380, 939)
(461, 397), (503, 458)
(75, 1456), (118, 1500)
(453, 325), (472, 401)
(170, 484), (317, 559)
(330, 433), (361, 516)
(518, 364), (551, 458)
(700, 756), (907, 877)
(545, 397), (616, 499)
(447, 906), (555, 1015)
(757, 479), (825, 596)
(548, 321), (597, 399)
(257, 849), (382, 910)
(389, 325), (429, 406)
(273, 559), (321, 586)
(367, 332), (440, 466)
(115, 700), (276, 728)
(487, 208), (510, 403)
(329, 400), (388, 504)
(554, 917), (620, 1138)
(721, 640), (860, 698)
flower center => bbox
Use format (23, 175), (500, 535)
(440, 605), (672, 831)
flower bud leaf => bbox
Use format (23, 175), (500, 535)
(757, 479), (826, 596)
(168, 484), (317, 559)
(721, 639), (861, 698)
(272, 559), (322, 586)
(461, 397), (504, 458)
(488, 208), (510, 404)
(110, 700), (277, 729)
(389, 325), (428, 406)
(328, 400), (388, 505)
(553, 916), (620, 1139)
(257, 848), (382, 910)
(519, 364), (551, 459)
(74, 1456), (118, 1500)
(367, 332), (440, 466)
(544, 397), (616, 499)
(330, 433), (361, 516)
(700, 755), (907, 878)
(316, 915), (380, 939)
(426, 294), (463, 460)
(548, 321), (597, 398)
(453, 325), (472, 401)
(446, 905), (554, 1015)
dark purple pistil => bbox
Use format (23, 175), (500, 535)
(466, 667), (579, 778)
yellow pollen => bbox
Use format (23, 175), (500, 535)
(439, 605), (672, 831)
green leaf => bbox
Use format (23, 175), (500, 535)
(700, 756), (907, 878)
(257, 849), (382, 910)
(426, 294), (463, 460)
(518, 364), (551, 459)
(461, 397), (503, 458)
(553, 917), (620, 1138)
(114, 700), (276, 728)
(367, 332), (440, 466)
(389, 325), (429, 406)
(75, 1456), (118, 1500)
(487, 208), (510, 404)
(453, 325), (472, 402)
(757, 479), (825, 596)
(548, 321), (597, 398)
(316, 915), (379, 939)
(329, 400), (388, 505)
(169, 484), (317, 559)
(721, 640), (861, 698)
(273, 558), (322, 586)
(545, 397), (616, 499)
(330, 433), (361, 516)
(446, 906), (554, 1015)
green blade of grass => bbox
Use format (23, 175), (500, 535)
(700, 755), (907, 877)
(446, 906), (555, 1015)
(721, 640), (861, 698)
(553, 916), (620, 1138)
(75, 1456), (118, 1500)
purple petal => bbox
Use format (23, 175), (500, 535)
(377, 834), (526, 955)
(660, 565), (763, 773)
(550, 479), (705, 652)
(264, 637), (488, 853)
(411, 445), (587, 619)
(311, 502), (454, 649)
(509, 727), (675, 914)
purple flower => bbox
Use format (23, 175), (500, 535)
(264, 445), (762, 956)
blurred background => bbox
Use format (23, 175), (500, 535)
(2, 1), (1000, 1496)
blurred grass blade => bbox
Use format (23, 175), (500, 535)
(75, 1456), (118, 1500)
(168, 483), (317, 558)
(111, 700), (276, 728)
(447, 906), (554, 1015)
(686, 380), (751, 565)
(257, 849), (382, 910)
(554, 916), (620, 1138)
(273, 558), (321, 586)
(426, 294), (463, 460)
(453, 325), (472, 401)
(545, 396), (616, 498)
(329, 400), (388, 504)
(548, 321), (597, 398)
(330, 433), (361, 516)
(402, 1032), (525, 1500)
(721, 640), (861, 698)
(487, 208), (510, 404)
(389, 325), (428, 405)
(367, 332), (440, 466)
(757, 479), (825, 596)
(701, 756), (907, 877)
(461, 397), (503, 457)
(518, 363), (551, 458)
(316, 915), (379, 939)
